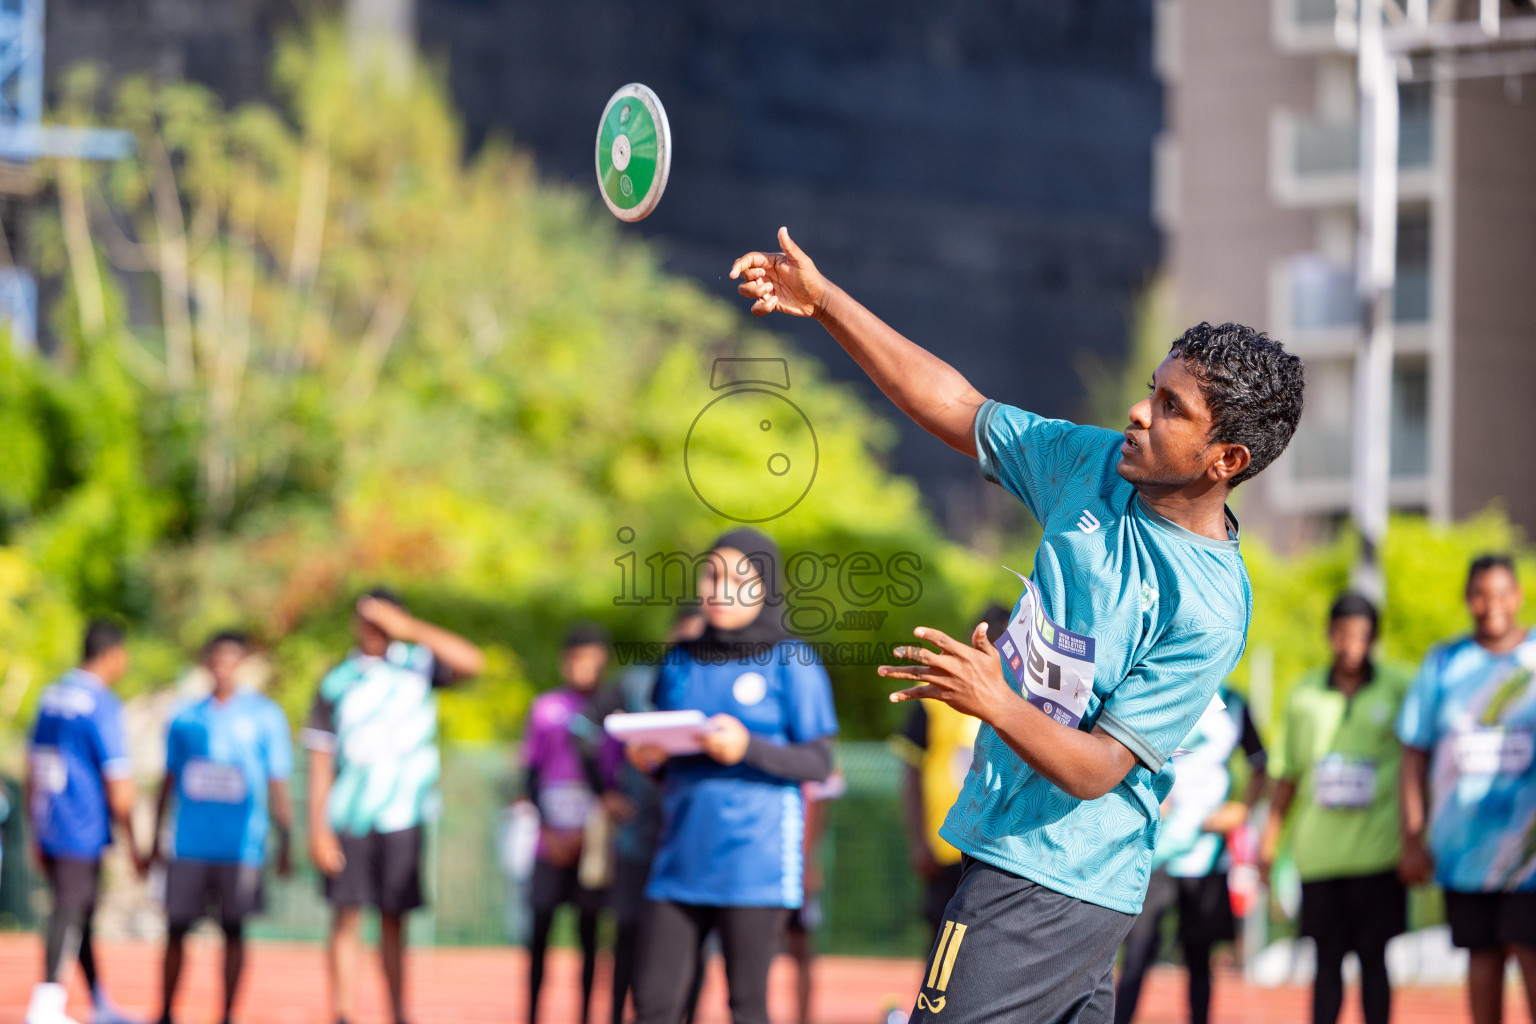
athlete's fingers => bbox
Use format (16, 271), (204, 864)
(779, 226), (809, 264)
(750, 296), (775, 317)
(729, 251), (773, 280)
(737, 279), (774, 300)
(913, 626), (967, 658)
(877, 664), (939, 682)
(971, 621), (998, 656)
(889, 684), (942, 703)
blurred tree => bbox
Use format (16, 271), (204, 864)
(10, 23), (1016, 740)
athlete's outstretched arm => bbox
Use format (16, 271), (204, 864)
(730, 228), (985, 456)
(882, 624), (1137, 801)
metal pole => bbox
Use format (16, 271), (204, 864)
(1350, 0), (1399, 601)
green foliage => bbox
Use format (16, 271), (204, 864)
(2, 23), (1016, 742)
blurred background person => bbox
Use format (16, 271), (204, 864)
(1399, 555), (1536, 1024)
(1114, 684), (1266, 1024)
(783, 763), (846, 1024)
(148, 632), (293, 1024)
(1260, 592), (1409, 1024)
(890, 605), (1008, 946)
(522, 623), (613, 1024)
(593, 608), (706, 1024)
(24, 620), (144, 1024)
(626, 529), (839, 1024)
(302, 589), (484, 1024)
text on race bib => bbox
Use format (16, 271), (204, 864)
(997, 571), (1096, 728)
(182, 758), (249, 804)
(1453, 727), (1535, 777)
(30, 748), (67, 794)
(1313, 754), (1377, 809)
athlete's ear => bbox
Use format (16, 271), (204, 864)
(1208, 442), (1250, 486)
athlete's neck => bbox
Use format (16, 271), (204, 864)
(1135, 485), (1233, 542)
(211, 684), (236, 703)
(1475, 624), (1528, 655)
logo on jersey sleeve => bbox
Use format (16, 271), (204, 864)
(916, 919), (968, 1013)
(1076, 510), (1101, 534)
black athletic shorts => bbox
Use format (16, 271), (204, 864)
(43, 855), (101, 914)
(1141, 867), (1235, 946)
(1444, 889), (1536, 950)
(907, 856), (1136, 1024)
(323, 826), (425, 915)
(166, 859), (264, 929)
(1299, 870), (1406, 949)
(529, 857), (607, 916)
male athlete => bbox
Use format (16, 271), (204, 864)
(25, 621), (145, 1024)
(731, 229), (1305, 1022)
(302, 590), (483, 1024)
(151, 632), (293, 1024)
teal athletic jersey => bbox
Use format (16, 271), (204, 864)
(939, 401), (1252, 915)
(1397, 630), (1536, 892)
(302, 642), (451, 837)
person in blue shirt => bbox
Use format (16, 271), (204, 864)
(25, 620), (146, 1024)
(731, 230), (1304, 1024)
(625, 528), (839, 1024)
(148, 632), (293, 1024)
(1399, 554), (1536, 1024)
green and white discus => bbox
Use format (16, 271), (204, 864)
(595, 83), (672, 222)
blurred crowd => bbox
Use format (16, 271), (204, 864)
(9, 542), (1536, 1024)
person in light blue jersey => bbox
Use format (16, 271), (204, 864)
(731, 229), (1304, 1024)
(1399, 554), (1536, 1024)
(25, 620), (146, 1024)
(149, 632), (293, 1024)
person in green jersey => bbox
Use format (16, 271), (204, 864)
(1260, 592), (1410, 1024)
(731, 229), (1304, 1024)
(302, 589), (484, 1024)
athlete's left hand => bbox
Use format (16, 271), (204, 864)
(701, 714), (751, 765)
(883, 623), (1014, 723)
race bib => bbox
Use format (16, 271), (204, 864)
(997, 570), (1096, 728)
(182, 758), (249, 804)
(1453, 728), (1535, 777)
(30, 747), (67, 794)
(1313, 754), (1377, 809)
(539, 781), (597, 831)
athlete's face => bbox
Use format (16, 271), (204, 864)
(354, 613), (390, 657)
(560, 643), (609, 692)
(700, 546), (767, 632)
(204, 640), (247, 696)
(1327, 615), (1375, 676)
(1117, 355), (1249, 493)
(1467, 566), (1523, 644)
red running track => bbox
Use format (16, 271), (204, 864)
(0, 934), (1507, 1024)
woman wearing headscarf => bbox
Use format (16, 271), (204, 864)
(627, 529), (839, 1024)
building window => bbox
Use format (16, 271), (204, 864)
(1289, 354), (1430, 483)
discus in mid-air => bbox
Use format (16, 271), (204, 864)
(596, 83), (671, 222)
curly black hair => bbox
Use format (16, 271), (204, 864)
(1169, 322), (1305, 487)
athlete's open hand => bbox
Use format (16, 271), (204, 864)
(729, 227), (827, 318)
(883, 623), (1015, 725)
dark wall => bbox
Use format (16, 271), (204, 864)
(418, 0), (1162, 533)
(45, 0), (321, 108)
